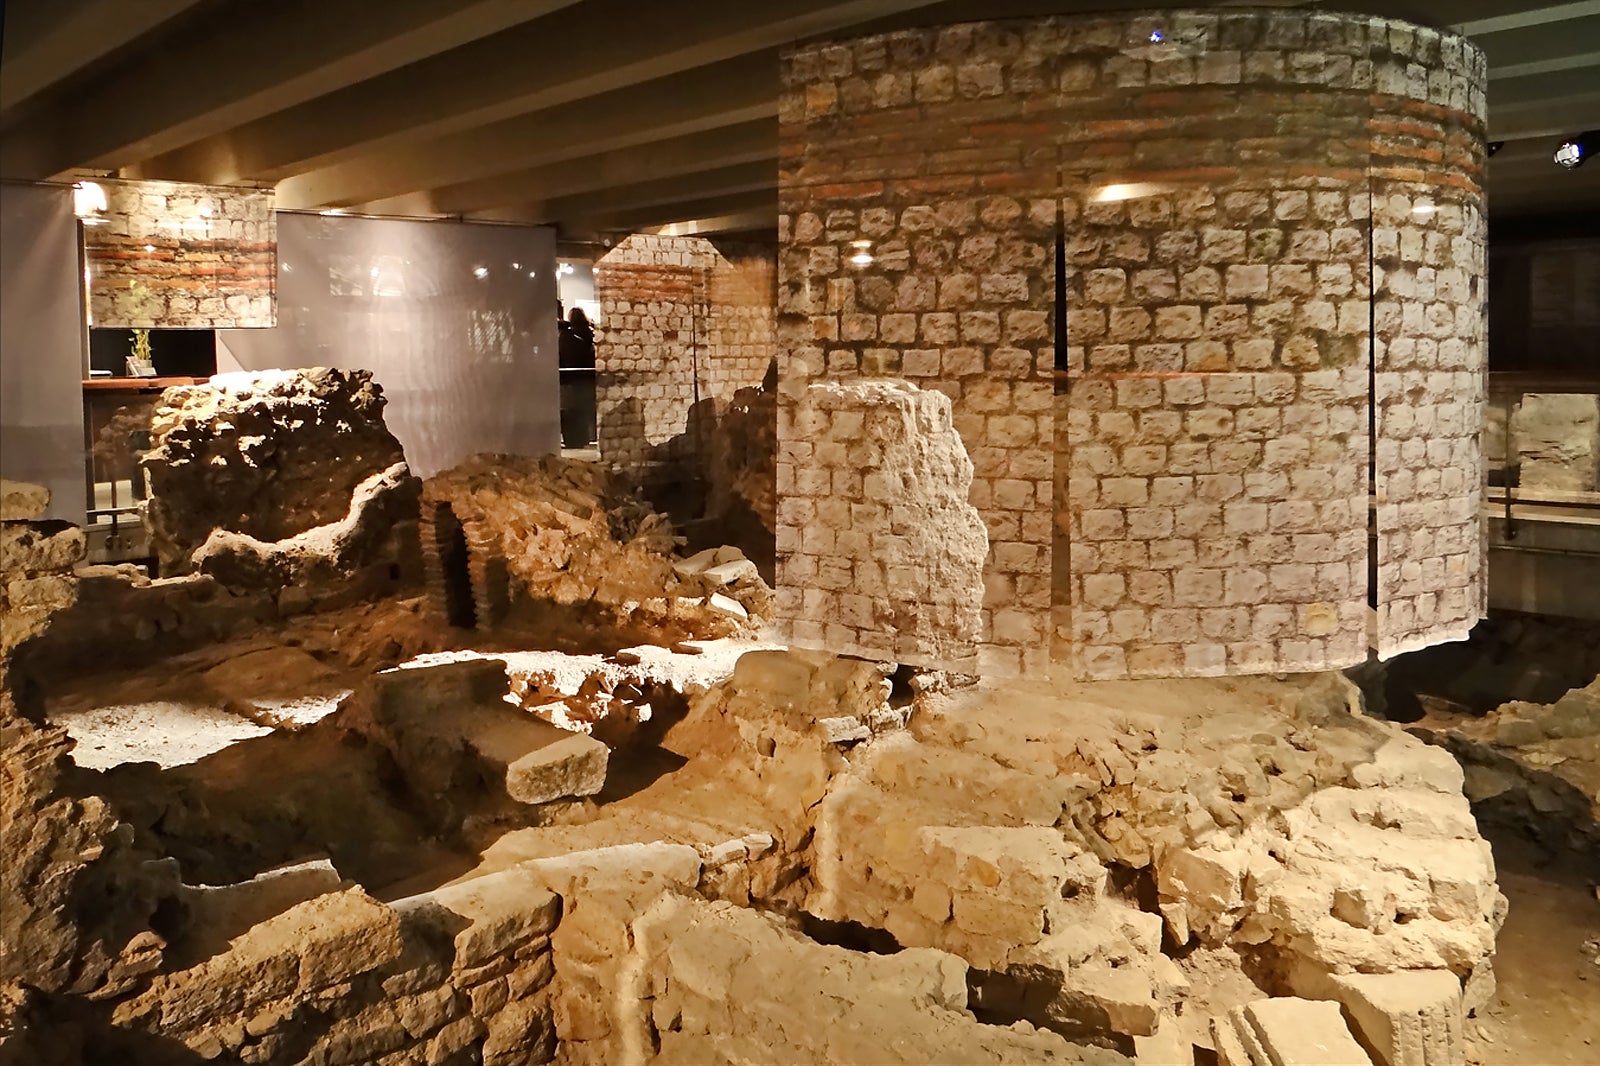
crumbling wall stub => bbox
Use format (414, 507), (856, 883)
(775, 379), (988, 670)
(107, 876), (561, 1064)
(1507, 392), (1600, 493)
(779, 10), (1488, 680)
(593, 234), (776, 479)
(143, 367), (412, 574)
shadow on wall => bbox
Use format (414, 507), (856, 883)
(597, 370), (777, 584)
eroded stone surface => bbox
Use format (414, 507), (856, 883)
(1411, 676), (1600, 857)
(144, 368), (409, 572)
(1510, 393), (1599, 492)
(776, 378), (988, 670)
(421, 454), (771, 638)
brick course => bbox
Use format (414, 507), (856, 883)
(84, 179), (276, 329)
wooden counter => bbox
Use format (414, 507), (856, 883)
(82, 376), (207, 393)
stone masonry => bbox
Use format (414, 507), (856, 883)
(776, 379), (988, 669)
(84, 178), (276, 329)
(593, 234), (775, 474)
(778, 9), (1488, 679)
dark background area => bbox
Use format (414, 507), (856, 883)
(89, 328), (217, 378)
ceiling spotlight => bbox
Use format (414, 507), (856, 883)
(1487, 141), (1504, 157)
(473, 265), (489, 279)
(1555, 131), (1598, 169)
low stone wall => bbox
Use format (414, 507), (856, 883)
(108, 874), (560, 1064)
(637, 895), (1121, 1066)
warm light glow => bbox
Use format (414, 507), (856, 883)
(1411, 201), (1436, 216)
(850, 252), (874, 266)
(144, 244), (155, 253)
(473, 265), (489, 279)
(1092, 182), (1171, 202)
(320, 208), (347, 216)
(73, 181), (107, 219)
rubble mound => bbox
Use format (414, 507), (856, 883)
(802, 670), (1502, 1051)
(1411, 675), (1600, 863)
(143, 368), (411, 573)
(420, 454), (770, 637)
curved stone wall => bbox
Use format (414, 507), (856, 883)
(776, 9), (1487, 678)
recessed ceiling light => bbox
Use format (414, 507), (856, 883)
(1555, 133), (1595, 169)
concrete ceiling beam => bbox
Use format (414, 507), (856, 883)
(0, 0), (205, 113)
(569, 188), (781, 234)
(506, 160), (777, 226)
(275, 53), (779, 210)
(122, 0), (947, 186)
(647, 208), (781, 238)
(356, 122), (777, 218)
(0, 0), (581, 179)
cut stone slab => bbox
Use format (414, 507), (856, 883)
(177, 858), (346, 964)
(412, 866), (561, 970)
(0, 479), (50, 521)
(361, 659), (609, 807)
(1327, 971), (1463, 1066)
(1135, 1014), (1195, 1066)
(1215, 998), (1373, 1066)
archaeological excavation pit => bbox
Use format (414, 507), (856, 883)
(3, 7), (1599, 1066)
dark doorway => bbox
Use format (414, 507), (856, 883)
(432, 503), (476, 629)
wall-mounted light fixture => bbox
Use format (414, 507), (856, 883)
(849, 239), (874, 266)
(73, 181), (108, 223)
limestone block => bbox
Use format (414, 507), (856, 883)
(418, 868), (562, 970)
(1214, 998), (1373, 1066)
(0, 480), (49, 521)
(1326, 970), (1464, 1066)
(176, 858), (345, 962)
(357, 659), (609, 808)
(501, 727), (610, 805)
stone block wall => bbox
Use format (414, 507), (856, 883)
(1371, 79), (1490, 656)
(593, 234), (775, 474)
(775, 379), (988, 669)
(107, 877), (559, 1064)
(84, 179), (276, 328)
(779, 9), (1488, 679)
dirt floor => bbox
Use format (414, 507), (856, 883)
(1467, 829), (1600, 1065)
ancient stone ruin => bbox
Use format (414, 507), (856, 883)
(3, 10), (1597, 1066)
